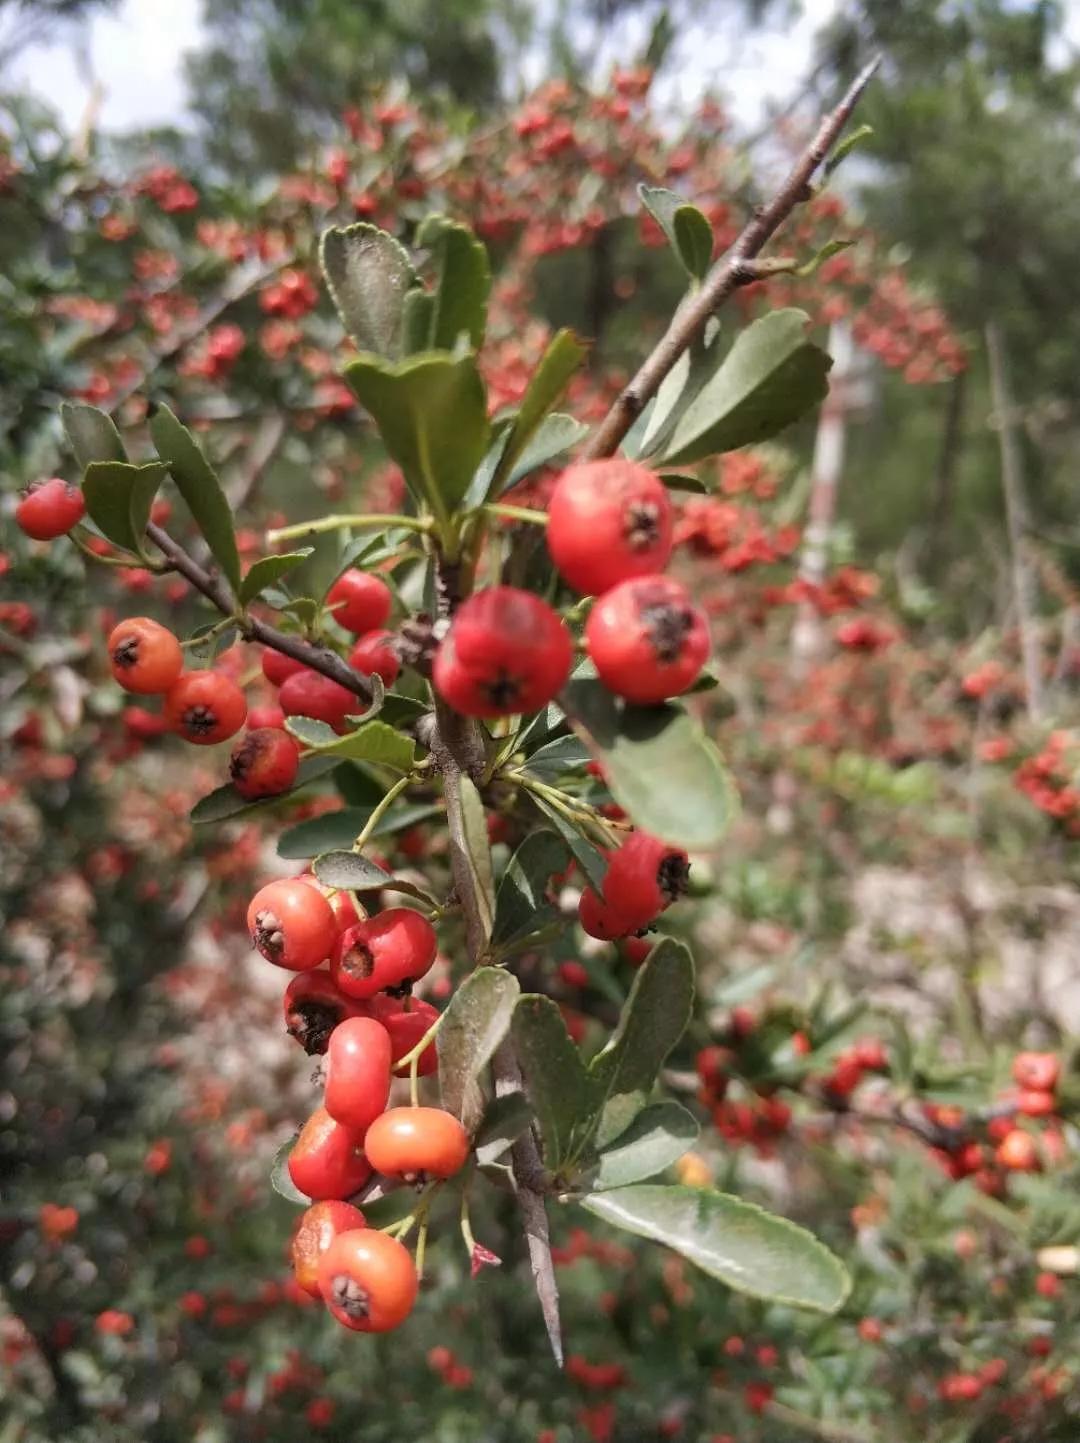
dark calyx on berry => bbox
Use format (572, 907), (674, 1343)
(287, 1001), (341, 1055)
(658, 852), (691, 904)
(641, 600), (696, 664)
(111, 637), (140, 669)
(483, 671), (523, 710)
(338, 941), (375, 983)
(252, 909), (285, 960)
(183, 704), (219, 737)
(329, 1273), (370, 1320)
(229, 734), (260, 783)
(624, 500), (662, 550)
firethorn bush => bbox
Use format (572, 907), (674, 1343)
(4, 58), (1080, 1443)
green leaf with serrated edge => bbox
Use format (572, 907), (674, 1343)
(529, 793), (608, 892)
(284, 717), (412, 771)
(562, 679), (738, 850)
(81, 461), (168, 556)
(402, 287), (436, 354)
(639, 185), (713, 280)
(587, 938), (695, 1149)
(504, 412), (588, 489)
(659, 471), (709, 494)
(655, 310), (832, 465)
(512, 994), (592, 1170)
(344, 351), (490, 522)
(150, 403), (241, 592)
(456, 775), (495, 943)
(473, 1092), (534, 1163)
(61, 401), (127, 468)
(190, 754), (340, 824)
(319, 224), (419, 359)
(277, 802), (442, 859)
(438, 969), (521, 1128)
(269, 1133), (309, 1205)
(580, 1185), (850, 1313)
(415, 214), (491, 352)
(522, 733), (592, 780)
(592, 1102), (699, 1190)
(238, 550), (313, 605)
(824, 122), (873, 178)
(483, 329), (587, 502)
(493, 830), (570, 947)
(311, 850), (438, 905)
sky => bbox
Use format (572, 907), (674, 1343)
(7, 0), (845, 136)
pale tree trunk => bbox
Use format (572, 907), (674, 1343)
(791, 318), (854, 676)
(985, 321), (1044, 723)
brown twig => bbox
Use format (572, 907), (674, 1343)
(579, 56), (881, 462)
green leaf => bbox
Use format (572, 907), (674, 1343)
(343, 351), (490, 522)
(824, 122), (873, 178)
(563, 679), (739, 849)
(640, 323), (723, 458)
(473, 1092), (534, 1163)
(238, 550), (313, 605)
(414, 214), (491, 351)
(483, 330), (588, 501)
(81, 460), (168, 556)
(269, 1133), (309, 1205)
(795, 237), (855, 279)
(592, 1102), (699, 1190)
(150, 403), (241, 592)
(512, 994), (592, 1170)
(456, 775), (495, 944)
(319, 224), (419, 359)
(61, 401), (127, 468)
(587, 938), (695, 1148)
(529, 793), (608, 892)
(639, 185), (713, 280)
(581, 1184), (850, 1313)
(659, 471), (709, 494)
(521, 734), (592, 780)
(311, 850), (438, 906)
(492, 830), (570, 947)
(277, 802), (441, 859)
(189, 755), (339, 824)
(284, 717), (413, 772)
(504, 412), (588, 489)
(438, 968), (521, 1128)
(654, 310), (832, 465)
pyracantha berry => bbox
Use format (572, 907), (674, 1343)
(107, 617), (183, 694)
(586, 574), (709, 704)
(578, 830), (690, 939)
(327, 569), (392, 635)
(247, 878), (338, 971)
(229, 727), (300, 799)
(164, 670), (248, 745)
(261, 647), (306, 687)
(288, 1108), (371, 1201)
(15, 478), (86, 540)
(331, 908), (438, 1000)
(348, 630), (401, 686)
(324, 1016), (393, 1136)
(317, 1228), (418, 1332)
(361, 995), (440, 1076)
(547, 458), (673, 595)
(364, 1106), (470, 1183)
(290, 1201), (367, 1297)
(433, 586), (572, 718)
(279, 670), (360, 732)
(283, 970), (362, 1055)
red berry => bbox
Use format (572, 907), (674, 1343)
(107, 617), (183, 694)
(330, 908), (438, 1000)
(246, 703), (286, 730)
(15, 478), (86, 540)
(288, 1108), (371, 1200)
(348, 630), (401, 686)
(578, 885), (639, 941)
(290, 1200), (366, 1297)
(279, 670), (359, 732)
(586, 575), (709, 703)
(364, 1107), (470, 1182)
(433, 586), (572, 718)
(547, 458), (673, 595)
(164, 670), (247, 745)
(326, 570), (392, 635)
(229, 727), (300, 799)
(996, 1128), (1040, 1172)
(1012, 1051), (1060, 1093)
(283, 970), (362, 1055)
(361, 995), (440, 1075)
(579, 831), (689, 939)
(261, 648), (306, 687)
(317, 1228), (417, 1332)
(247, 878), (338, 971)
(324, 1017), (393, 1136)
(295, 873), (362, 932)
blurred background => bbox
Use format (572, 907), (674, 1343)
(6, 2), (1080, 1440)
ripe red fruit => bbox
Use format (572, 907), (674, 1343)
(247, 878), (338, 971)
(1012, 1051), (1060, 1093)
(290, 1200), (366, 1297)
(279, 670), (359, 732)
(295, 873), (362, 932)
(15, 478), (86, 540)
(579, 831), (690, 939)
(330, 908), (438, 999)
(107, 617), (183, 694)
(433, 586), (573, 718)
(261, 648), (306, 687)
(326, 569), (392, 635)
(229, 727), (300, 799)
(246, 703), (286, 729)
(288, 1108), (371, 1200)
(547, 458), (673, 595)
(283, 970), (362, 1055)
(164, 670), (247, 745)
(317, 1228), (417, 1332)
(578, 885), (638, 941)
(349, 630), (401, 686)
(364, 1106), (470, 1182)
(361, 995), (440, 1076)
(996, 1128), (1040, 1172)
(586, 575), (709, 704)
(324, 1017), (393, 1136)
